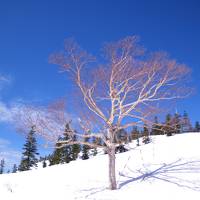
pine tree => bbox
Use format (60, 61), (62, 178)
(172, 113), (181, 133)
(71, 135), (81, 160)
(151, 116), (164, 135)
(142, 124), (150, 144)
(131, 126), (140, 140)
(130, 126), (140, 146)
(50, 123), (74, 165)
(114, 129), (128, 153)
(136, 137), (140, 146)
(61, 123), (73, 163)
(164, 114), (173, 136)
(81, 135), (90, 160)
(0, 159), (5, 174)
(91, 136), (98, 156)
(18, 126), (39, 171)
(181, 111), (192, 133)
(195, 121), (200, 132)
(12, 164), (17, 173)
(50, 136), (63, 165)
(42, 160), (47, 168)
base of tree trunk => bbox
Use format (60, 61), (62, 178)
(108, 146), (117, 190)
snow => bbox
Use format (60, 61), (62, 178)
(1, 132), (200, 200)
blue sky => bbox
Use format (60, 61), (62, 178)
(0, 0), (200, 168)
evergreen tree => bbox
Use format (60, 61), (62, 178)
(61, 123), (73, 163)
(71, 135), (81, 160)
(0, 159), (5, 174)
(130, 126), (140, 146)
(12, 164), (17, 173)
(172, 113), (181, 133)
(49, 137), (64, 165)
(91, 136), (98, 156)
(50, 123), (74, 165)
(42, 160), (47, 168)
(136, 137), (140, 146)
(81, 135), (90, 160)
(195, 121), (200, 132)
(131, 126), (140, 140)
(164, 114), (173, 136)
(114, 129), (128, 153)
(181, 111), (192, 133)
(151, 116), (164, 135)
(18, 126), (39, 171)
(142, 124), (150, 144)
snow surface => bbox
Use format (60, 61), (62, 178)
(1, 133), (200, 200)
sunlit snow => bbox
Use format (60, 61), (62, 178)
(0, 133), (200, 200)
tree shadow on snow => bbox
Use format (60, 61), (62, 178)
(119, 159), (200, 191)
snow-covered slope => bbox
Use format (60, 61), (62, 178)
(1, 133), (200, 200)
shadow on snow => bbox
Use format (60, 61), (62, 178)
(119, 159), (200, 191)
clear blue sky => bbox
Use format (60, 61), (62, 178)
(0, 0), (200, 168)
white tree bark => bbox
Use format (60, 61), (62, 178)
(108, 145), (117, 190)
(16, 36), (191, 191)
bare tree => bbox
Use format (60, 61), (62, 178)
(16, 36), (191, 190)
(51, 36), (192, 189)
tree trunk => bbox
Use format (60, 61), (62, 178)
(108, 145), (117, 190)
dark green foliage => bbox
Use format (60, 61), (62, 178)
(91, 136), (98, 156)
(164, 114), (173, 136)
(50, 141), (71, 165)
(61, 145), (72, 163)
(42, 160), (47, 168)
(0, 159), (5, 174)
(18, 126), (39, 171)
(49, 139), (64, 165)
(61, 123), (73, 163)
(50, 123), (74, 165)
(50, 124), (81, 165)
(195, 121), (200, 132)
(71, 135), (81, 160)
(81, 135), (90, 160)
(142, 125), (150, 144)
(172, 113), (181, 133)
(12, 164), (17, 173)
